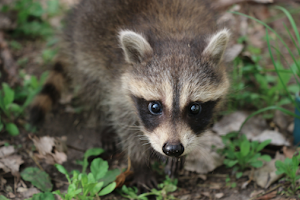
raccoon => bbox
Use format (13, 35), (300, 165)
(30, 0), (230, 187)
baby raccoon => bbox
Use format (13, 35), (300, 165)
(30, 0), (230, 187)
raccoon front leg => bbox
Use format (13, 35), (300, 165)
(125, 133), (158, 190)
(130, 160), (158, 191)
(164, 157), (185, 178)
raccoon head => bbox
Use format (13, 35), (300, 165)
(119, 29), (230, 158)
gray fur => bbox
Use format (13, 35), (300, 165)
(59, 0), (230, 176)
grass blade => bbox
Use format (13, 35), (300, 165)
(266, 29), (300, 112)
(283, 22), (300, 56)
(275, 6), (300, 50)
(239, 106), (300, 133)
(231, 11), (300, 73)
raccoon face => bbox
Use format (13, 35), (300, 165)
(119, 29), (230, 157)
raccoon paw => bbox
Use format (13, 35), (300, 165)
(130, 170), (157, 193)
(164, 157), (185, 178)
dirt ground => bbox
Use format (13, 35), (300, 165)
(1, 0), (300, 199)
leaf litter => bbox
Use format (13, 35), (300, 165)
(29, 135), (67, 165)
(1, 0), (300, 199)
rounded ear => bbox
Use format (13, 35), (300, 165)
(119, 30), (153, 64)
(202, 29), (230, 65)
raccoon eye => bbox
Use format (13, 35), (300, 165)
(148, 101), (162, 115)
(189, 103), (202, 115)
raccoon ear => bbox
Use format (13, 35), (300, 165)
(203, 29), (230, 65)
(119, 30), (153, 64)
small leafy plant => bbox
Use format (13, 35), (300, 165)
(219, 132), (271, 178)
(225, 176), (237, 188)
(120, 176), (177, 200)
(0, 72), (47, 136)
(275, 151), (300, 195)
(0, 83), (20, 136)
(1, 0), (61, 39)
(232, 6), (300, 130)
(23, 148), (120, 200)
(0, 195), (9, 200)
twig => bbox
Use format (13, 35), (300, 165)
(25, 149), (44, 171)
(250, 183), (287, 200)
(66, 144), (85, 152)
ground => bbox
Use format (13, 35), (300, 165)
(1, 0), (300, 199)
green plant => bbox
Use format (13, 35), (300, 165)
(219, 132), (271, 178)
(120, 176), (178, 200)
(0, 195), (9, 200)
(0, 72), (48, 135)
(231, 6), (300, 127)
(1, 0), (61, 38)
(21, 167), (53, 192)
(225, 176), (237, 188)
(23, 148), (119, 200)
(53, 148), (119, 200)
(275, 151), (300, 194)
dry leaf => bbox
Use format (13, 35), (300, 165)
(30, 135), (67, 164)
(252, 152), (285, 188)
(201, 192), (211, 197)
(0, 155), (24, 175)
(224, 44), (244, 62)
(252, 130), (290, 146)
(274, 110), (290, 130)
(282, 146), (296, 158)
(0, 146), (15, 158)
(19, 187), (40, 199)
(115, 157), (133, 188)
(185, 131), (224, 173)
(31, 136), (55, 156)
(215, 193), (224, 199)
(209, 183), (222, 189)
(212, 111), (268, 138)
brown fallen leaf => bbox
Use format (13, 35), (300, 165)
(0, 155), (24, 176)
(224, 44), (244, 62)
(252, 130), (290, 146)
(201, 192), (211, 198)
(252, 152), (285, 188)
(185, 131), (224, 173)
(19, 187), (41, 199)
(0, 146), (15, 158)
(29, 135), (67, 165)
(215, 193), (224, 199)
(115, 156), (133, 188)
(282, 146), (297, 158)
(255, 191), (277, 200)
(209, 183), (222, 189)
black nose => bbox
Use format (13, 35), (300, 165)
(162, 142), (184, 157)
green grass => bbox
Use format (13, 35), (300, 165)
(230, 6), (300, 118)
(219, 132), (271, 178)
(1, 0), (62, 39)
(275, 151), (300, 195)
(0, 71), (48, 135)
(22, 148), (119, 200)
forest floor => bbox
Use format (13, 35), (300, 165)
(1, 0), (300, 199)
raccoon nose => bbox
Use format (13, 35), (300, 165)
(162, 142), (184, 157)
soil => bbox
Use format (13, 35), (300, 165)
(1, 1), (300, 200)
